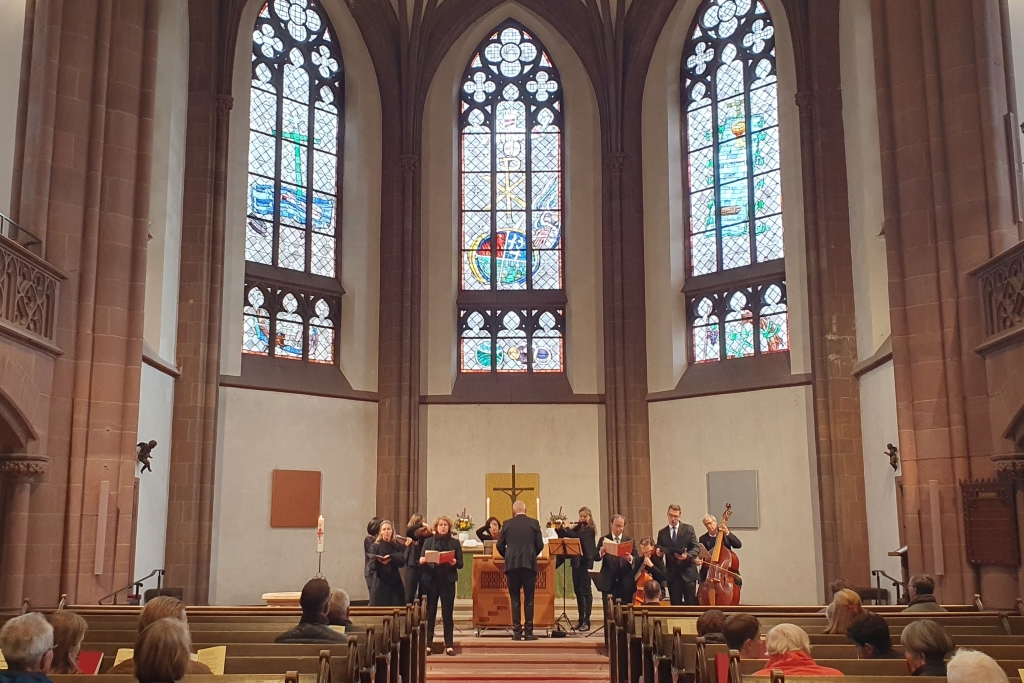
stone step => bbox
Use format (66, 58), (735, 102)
(427, 653), (605, 666)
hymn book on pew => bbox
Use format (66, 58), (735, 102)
(113, 646), (227, 675)
(422, 549), (456, 564)
(602, 538), (633, 557)
(76, 651), (104, 675)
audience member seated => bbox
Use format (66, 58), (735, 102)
(900, 618), (954, 676)
(823, 578), (856, 617)
(696, 609), (726, 644)
(947, 649), (1010, 683)
(845, 611), (898, 659)
(642, 580), (662, 605)
(134, 618), (191, 683)
(0, 613), (55, 683)
(825, 588), (863, 635)
(275, 578), (348, 644)
(476, 517), (501, 543)
(48, 611), (87, 674)
(722, 613), (765, 659)
(752, 623), (844, 677)
(903, 574), (947, 613)
(107, 596), (212, 675)
(327, 588), (364, 634)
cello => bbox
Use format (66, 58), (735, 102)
(696, 504), (742, 606)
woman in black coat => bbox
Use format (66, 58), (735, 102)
(419, 516), (464, 656)
(367, 520), (412, 606)
(403, 513), (432, 604)
(364, 517), (382, 595)
(555, 506), (598, 631)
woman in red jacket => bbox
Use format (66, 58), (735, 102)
(752, 623), (844, 677)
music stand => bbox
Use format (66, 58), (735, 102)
(548, 538), (583, 635)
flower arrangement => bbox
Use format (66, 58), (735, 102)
(454, 508), (474, 532)
(546, 507), (568, 527)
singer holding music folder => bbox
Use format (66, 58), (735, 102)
(496, 500), (545, 641)
(419, 516), (463, 656)
(598, 514), (639, 607)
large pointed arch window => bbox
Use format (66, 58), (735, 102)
(242, 0), (343, 364)
(456, 21), (566, 374)
(682, 0), (789, 363)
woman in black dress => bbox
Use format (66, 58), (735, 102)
(475, 517), (501, 543)
(419, 516), (464, 656)
(403, 513), (432, 604)
(367, 520), (412, 606)
(555, 506), (598, 630)
(364, 517), (382, 595)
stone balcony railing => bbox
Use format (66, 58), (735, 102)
(0, 216), (63, 354)
(975, 238), (1024, 355)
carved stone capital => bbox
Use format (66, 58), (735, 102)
(0, 454), (48, 481)
(990, 453), (1024, 484)
(605, 153), (627, 172)
(795, 91), (814, 110)
(216, 94), (234, 118)
(398, 153), (419, 174)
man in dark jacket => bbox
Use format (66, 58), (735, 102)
(275, 578), (348, 644)
(0, 613), (55, 683)
(598, 514), (639, 607)
(655, 504), (700, 605)
(497, 500), (545, 640)
(327, 588), (364, 634)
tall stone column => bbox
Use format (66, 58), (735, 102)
(872, 0), (1021, 606)
(0, 455), (48, 608)
(10, 0), (158, 604)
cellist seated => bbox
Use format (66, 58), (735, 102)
(642, 580), (663, 605)
(632, 537), (667, 605)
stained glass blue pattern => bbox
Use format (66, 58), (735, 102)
(246, 0), (342, 278)
(688, 280), (788, 363)
(458, 20), (566, 373)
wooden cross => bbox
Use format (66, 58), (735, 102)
(494, 464), (534, 504)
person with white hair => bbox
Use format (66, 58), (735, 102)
(947, 649), (1009, 683)
(752, 623), (844, 677)
(0, 613), (55, 683)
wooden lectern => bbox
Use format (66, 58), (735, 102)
(471, 541), (555, 635)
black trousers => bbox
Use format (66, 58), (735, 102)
(667, 574), (698, 606)
(403, 566), (423, 605)
(425, 581), (456, 648)
(505, 568), (537, 634)
(571, 563), (593, 597)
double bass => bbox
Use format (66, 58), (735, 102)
(697, 504), (741, 606)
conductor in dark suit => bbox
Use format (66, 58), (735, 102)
(598, 514), (639, 607)
(655, 504), (700, 605)
(497, 500), (545, 641)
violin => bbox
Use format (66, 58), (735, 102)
(697, 503), (742, 606)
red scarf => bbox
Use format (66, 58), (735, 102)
(751, 651), (845, 676)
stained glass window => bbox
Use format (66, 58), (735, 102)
(247, 0), (342, 277)
(243, 0), (341, 365)
(458, 20), (566, 373)
(682, 0), (788, 363)
(242, 281), (337, 364)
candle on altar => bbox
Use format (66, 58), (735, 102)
(316, 515), (325, 553)
(486, 497), (490, 519)
(536, 498), (540, 518)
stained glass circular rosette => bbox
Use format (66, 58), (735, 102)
(466, 216), (562, 288)
(473, 340), (553, 369)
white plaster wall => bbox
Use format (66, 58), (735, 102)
(423, 404), (605, 531)
(857, 361), (902, 583)
(420, 2), (604, 395)
(144, 0), (188, 359)
(642, 0), (811, 392)
(222, 0), (381, 392)
(649, 386), (823, 605)
(211, 388), (378, 604)
(840, 0), (889, 359)
(0, 1), (27, 216)
(134, 365), (175, 579)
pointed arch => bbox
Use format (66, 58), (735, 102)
(457, 19), (566, 374)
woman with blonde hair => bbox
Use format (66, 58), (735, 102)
(107, 596), (211, 675)
(554, 506), (598, 630)
(48, 610), (87, 674)
(404, 513), (432, 604)
(133, 618), (192, 683)
(419, 515), (464, 656)
(752, 623), (844, 676)
(367, 520), (411, 606)
(824, 588), (863, 635)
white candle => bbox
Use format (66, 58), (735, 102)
(316, 515), (325, 553)
(486, 497), (490, 519)
(536, 498), (540, 518)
